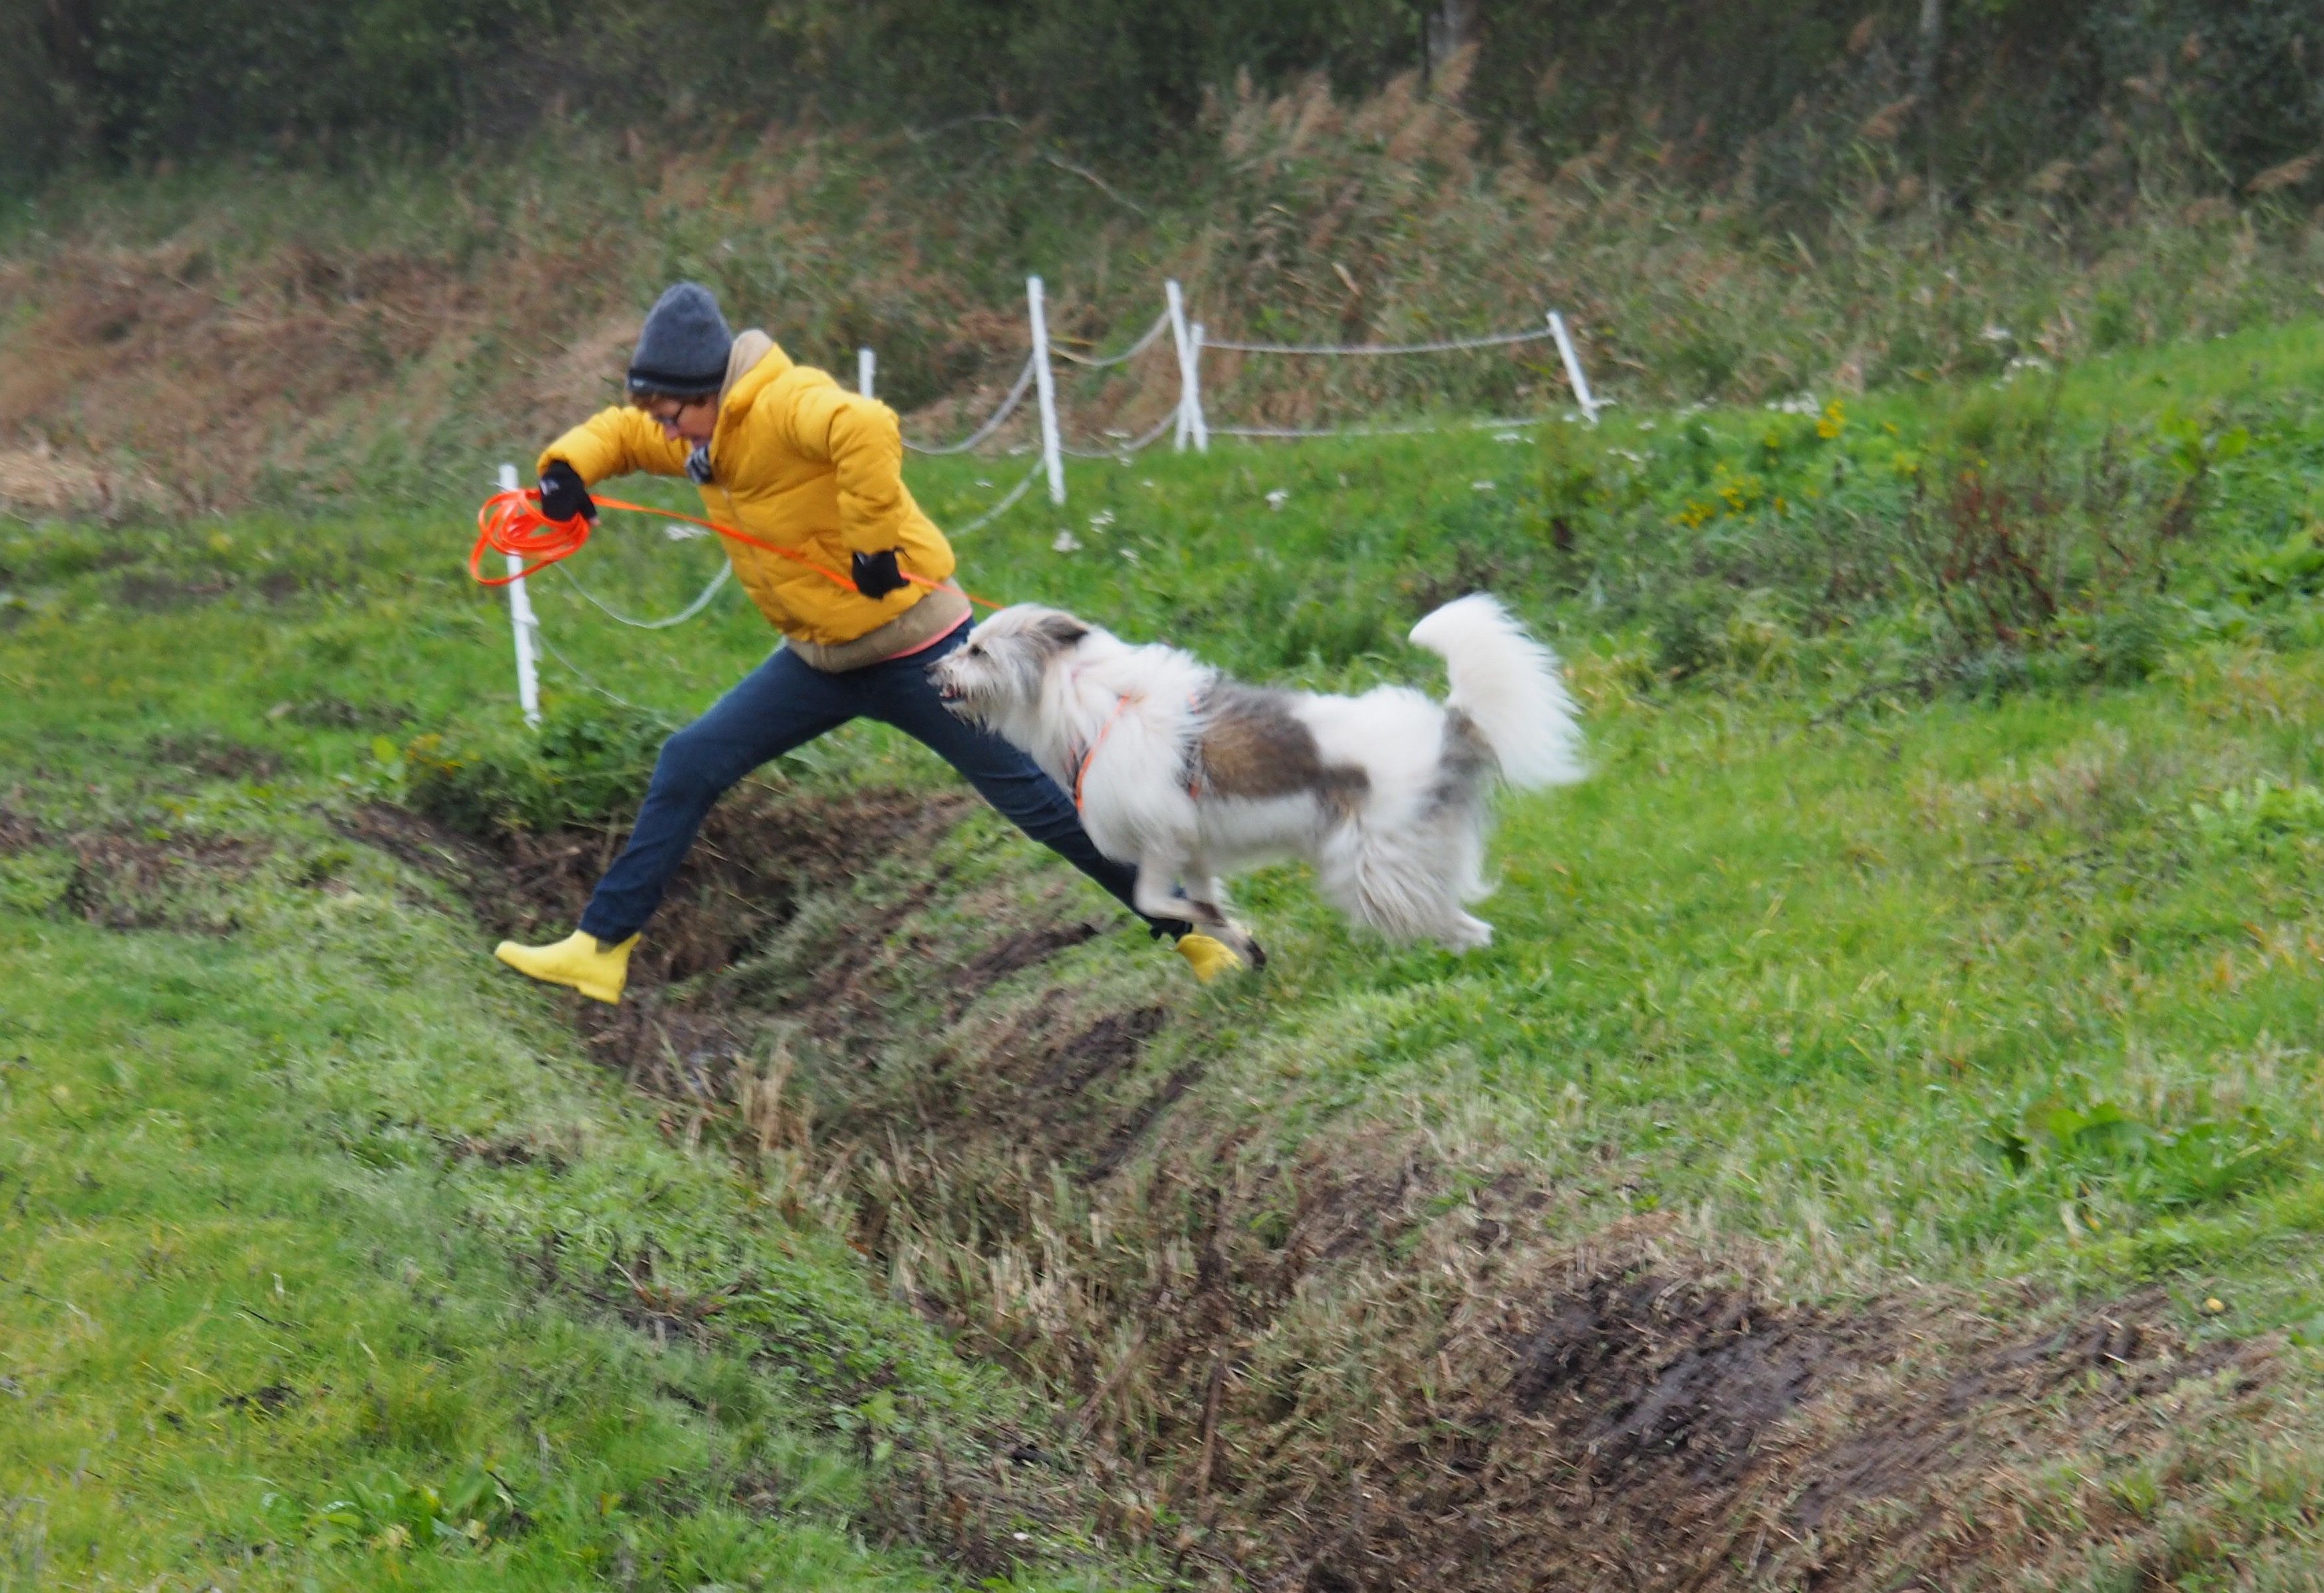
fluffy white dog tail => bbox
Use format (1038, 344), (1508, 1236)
(1408, 594), (1585, 790)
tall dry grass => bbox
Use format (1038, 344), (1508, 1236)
(3, 59), (2320, 517)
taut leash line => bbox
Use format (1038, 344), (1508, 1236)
(470, 488), (1003, 611)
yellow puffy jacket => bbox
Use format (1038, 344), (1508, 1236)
(538, 339), (954, 648)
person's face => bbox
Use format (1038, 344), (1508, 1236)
(642, 394), (717, 445)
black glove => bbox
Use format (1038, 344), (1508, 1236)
(538, 460), (596, 524)
(852, 549), (907, 599)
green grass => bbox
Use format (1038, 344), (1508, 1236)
(0, 694), (1132, 1582)
(11, 319), (2324, 1584)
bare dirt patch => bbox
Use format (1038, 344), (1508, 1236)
(221, 1383), (300, 1417)
(355, 790), (2281, 1590)
(1269, 1246), (2273, 1593)
(942, 920), (1105, 1022)
(340, 786), (950, 982)
(272, 695), (413, 733)
(149, 732), (283, 783)
(443, 1131), (569, 1173)
(339, 784), (977, 1085)
(0, 806), (264, 933)
(116, 571), (235, 610)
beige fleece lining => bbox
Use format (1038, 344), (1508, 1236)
(786, 583), (972, 673)
(719, 329), (775, 403)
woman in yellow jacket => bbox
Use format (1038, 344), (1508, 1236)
(493, 283), (1241, 1004)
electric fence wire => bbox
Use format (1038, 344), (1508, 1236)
(554, 561), (733, 629)
(902, 355), (1037, 454)
(944, 457), (1046, 537)
(1211, 412), (1567, 440)
(1058, 405), (1180, 459)
(1200, 324), (1558, 356)
(530, 625), (685, 730)
(1051, 309), (1172, 368)
(906, 312), (1567, 457)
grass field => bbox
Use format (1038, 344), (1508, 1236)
(9, 319), (2324, 1588)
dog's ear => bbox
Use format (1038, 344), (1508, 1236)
(1030, 612), (1090, 652)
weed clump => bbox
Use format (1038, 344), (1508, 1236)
(401, 703), (667, 838)
(1530, 386), (2270, 704)
(1984, 1095), (2294, 1222)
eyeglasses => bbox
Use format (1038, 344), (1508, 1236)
(633, 395), (706, 428)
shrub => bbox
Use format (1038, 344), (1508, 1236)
(1648, 581), (1736, 682)
(1986, 1095), (2293, 1216)
(402, 701), (666, 837)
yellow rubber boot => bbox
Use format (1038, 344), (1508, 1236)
(493, 929), (638, 1005)
(1174, 932), (1245, 984)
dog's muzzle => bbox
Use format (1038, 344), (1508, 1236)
(927, 661), (971, 714)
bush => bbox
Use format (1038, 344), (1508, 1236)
(1470, 1), (2324, 208)
(1648, 581), (1736, 683)
(1523, 372), (2258, 704)
(21, 0), (1426, 174)
(2224, 525), (2324, 605)
(1986, 1094), (2293, 1216)
(402, 701), (666, 837)
(22, 0), (2324, 220)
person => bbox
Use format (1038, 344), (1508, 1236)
(492, 282), (1245, 1004)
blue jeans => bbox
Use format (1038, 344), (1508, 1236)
(577, 620), (1186, 943)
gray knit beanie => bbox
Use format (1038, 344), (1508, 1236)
(626, 282), (735, 398)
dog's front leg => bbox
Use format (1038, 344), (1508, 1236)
(1184, 873), (1230, 919)
(1132, 852), (1213, 928)
(1140, 857), (1265, 967)
(1186, 873), (1267, 968)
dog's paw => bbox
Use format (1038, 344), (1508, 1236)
(1440, 915), (1494, 952)
(1216, 920), (1268, 969)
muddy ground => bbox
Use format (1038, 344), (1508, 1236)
(326, 790), (2284, 1590)
(0, 805), (263, 933)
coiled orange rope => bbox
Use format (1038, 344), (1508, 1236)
(469, 488), (1000, 609)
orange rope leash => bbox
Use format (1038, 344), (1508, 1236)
(469, 488), (1001, 610)
(1072, 694), (1131, 813)
(1071, 690), (1205, 814)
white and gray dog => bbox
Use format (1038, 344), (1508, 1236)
(930, 594), (1584, 959)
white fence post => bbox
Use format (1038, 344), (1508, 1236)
(1166, 279), (1196, 452)
(1185, 321), (1210, 452)
(1548, 311), (1601, 425)
(497, 462), (543, 729)
(857, 347), (876, 398)
(1026, 275), (1066, 504)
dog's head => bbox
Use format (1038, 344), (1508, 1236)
(928, 604), (1091, 727)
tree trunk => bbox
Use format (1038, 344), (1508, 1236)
(42, 0), (102, 85)
(1913, 0), (1943, 108)
(1422, 0), (1477, 86)
(1915, 0), (1944, 219)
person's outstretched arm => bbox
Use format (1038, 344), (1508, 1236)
(535, 408), (690, 494)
